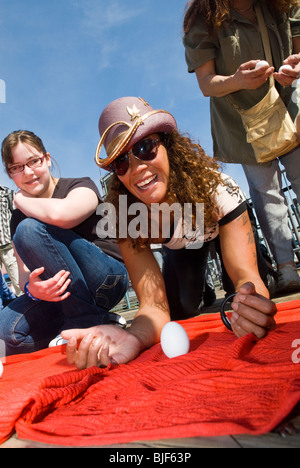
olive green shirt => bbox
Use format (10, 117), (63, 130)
(183, 0), (300, 165)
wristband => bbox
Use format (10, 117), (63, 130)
(24, 282), (41, 301)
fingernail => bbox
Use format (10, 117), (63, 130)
(93, 337), (102, 347)
(231, 312), (239, 324)
(83, 333), (93, 342)
(231, 302), (239, 311)
(237, 294), (246, 302)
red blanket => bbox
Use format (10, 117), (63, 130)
(0, 300), (300, 446)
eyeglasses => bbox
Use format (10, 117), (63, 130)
(109, 138), (160, 176)
(8, 155), (46, 175)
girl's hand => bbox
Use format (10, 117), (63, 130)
(62, 325), (143, 369)
(14, 190), (31, 205)
(230, 282), (277, 339)
(27, 267), (71, 302)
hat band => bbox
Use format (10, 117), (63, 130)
(95, 109), (173, 168)
(95, 118), (143, 168)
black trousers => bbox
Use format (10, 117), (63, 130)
(162, 243), (210, 321)
(162, 230), (272, 321)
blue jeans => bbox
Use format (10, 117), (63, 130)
(0, 273), (15, 309)
(243, 145), (300, 265)
(0, 218), (128, 355)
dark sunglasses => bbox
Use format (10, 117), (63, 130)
(109, 138), (160, 176)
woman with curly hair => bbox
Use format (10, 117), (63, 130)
(62, 96), (276, 370)
(183, 0), (300, 295)
(183, 0), (299, 35)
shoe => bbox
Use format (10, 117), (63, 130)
(48, 335), (68, 348)
(277, 265), (300, 294)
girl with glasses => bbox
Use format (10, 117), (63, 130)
(0, 130), (128, 356)
(62, 96), (277, 370)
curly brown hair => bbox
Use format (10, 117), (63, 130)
(183, 0), (298, 35)
(105, 130), (224, 249)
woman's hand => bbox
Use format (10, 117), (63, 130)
(27, 267), (71, 302)
(230, 282), (277, 339)
(195, 59), (274, 98)
(274, 53), (300, 87)
(62, 326), (143, 369)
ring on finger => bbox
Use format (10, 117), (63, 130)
(97, 342), (104, 363)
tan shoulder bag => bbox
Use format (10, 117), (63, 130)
(231, 4), (299, 163)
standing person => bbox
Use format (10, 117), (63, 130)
(183, 0), (300, 294)
(0, 185), (22, 296)
(61, 96), (277, 370)
(0, 130), (128, 355)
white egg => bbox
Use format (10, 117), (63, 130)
(0, 361), (3, 378)
(255, 60), (269, 70)
(160, 322), (190, 359)
(278, 65), (293, 74)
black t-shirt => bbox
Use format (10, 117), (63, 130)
(10, 177), (123, 263)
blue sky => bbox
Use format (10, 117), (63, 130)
(0, 0), (249, 196)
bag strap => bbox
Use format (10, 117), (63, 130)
(228, 4), (274, 111)
(254, 3), (275, 86)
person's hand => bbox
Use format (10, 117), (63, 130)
(62, 325), (143, 369)
(233, 60), (274, 90)
(14, 190), (32, 204)
(230, 282), (277, 339)
(27, 267), (71, 302)
(274, 53), (300, 87)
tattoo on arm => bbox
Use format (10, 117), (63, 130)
(237, 212), (249, 226)
(247, 229), (255, 244)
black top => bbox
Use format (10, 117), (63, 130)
(10, 177), (123, 262)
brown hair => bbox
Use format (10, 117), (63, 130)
(106, 130), (224, 249)
(1, 130), (47, 174)
(183, 0), (298, 35)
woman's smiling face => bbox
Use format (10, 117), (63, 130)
(118, 133), (170, 205)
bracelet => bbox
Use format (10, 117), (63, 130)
(220, 293), (236, 331)
(24, 282), (41, 301)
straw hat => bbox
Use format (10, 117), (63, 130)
(95, 96), (177, 169)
